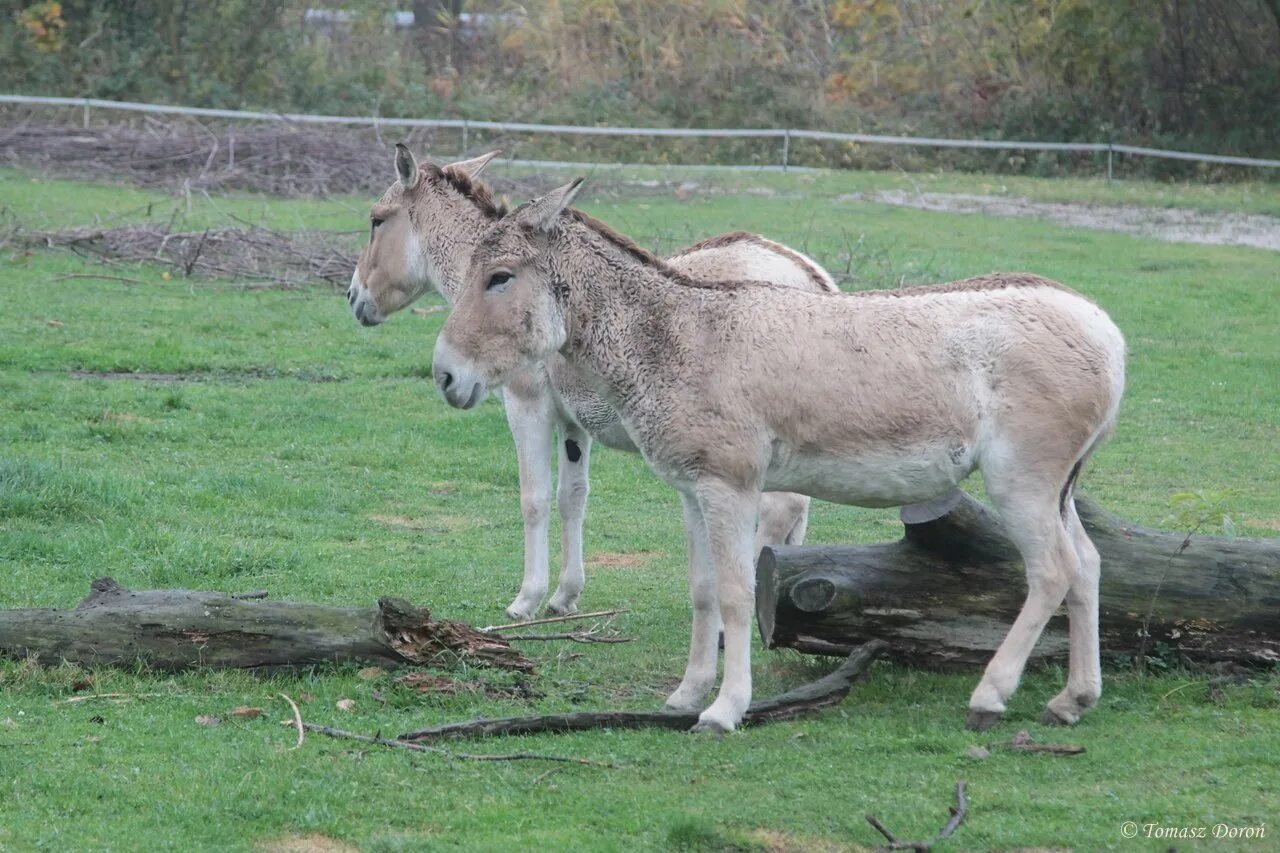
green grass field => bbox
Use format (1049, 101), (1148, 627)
(1, 166), (1278, 851)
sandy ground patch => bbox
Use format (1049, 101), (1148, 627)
(747, 827), (862, 852)
(368, 513), (473, 533)
(843, 191), (1280, 251)
(257, 834), (359, 853)
(587, 550), (664, 569)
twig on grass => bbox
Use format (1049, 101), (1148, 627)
(994, 729), (1085, 756)
(279, 693), (305, 750)
(300, 722), (615, 767)
(27, 224), (358, 288)
(397, 640), (886, 742)
(62, 692), (167, 704)
(51, 273), (148, 285)
(482, 608), (628, 633)
(502, 629), (634, 644)
(866, 780), (968, 852)
(1000, 741), (1086, 756)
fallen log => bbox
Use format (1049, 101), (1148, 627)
(758, 491), (1280, 668)
(0, 577), (533, 672)
(397, 640), (886, 741)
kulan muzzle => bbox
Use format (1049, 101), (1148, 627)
(431, 334), (490, 410)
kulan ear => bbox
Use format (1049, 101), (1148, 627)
(395, 143), (420, 190)
(446, 150), (501, 180)
(517, 178), (586, 232)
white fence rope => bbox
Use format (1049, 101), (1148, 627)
(3, 93), (1278, 171)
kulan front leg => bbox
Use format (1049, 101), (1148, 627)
(501, 389), (557, 621)
(663, 492), (721, 713)
(691, 480), (761, 733)
(547, 423), (592, 616)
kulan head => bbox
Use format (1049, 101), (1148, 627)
(347, 143), (502, 326)
(431, 178), (586, 409)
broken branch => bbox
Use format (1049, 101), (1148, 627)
(483, 608), (628, 633)
(866, 780), (968, 852)
(279, 693), (304, 750)
(502, 629), (634, 644)
(397, 640), (885, 742)
(300, 722), (615, 767)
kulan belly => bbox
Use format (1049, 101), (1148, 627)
(763, 442), (975, 507)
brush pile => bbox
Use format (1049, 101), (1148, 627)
(22, 224), (358, 287)
(0, 115), (530, 198)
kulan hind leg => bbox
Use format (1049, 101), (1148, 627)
(754, 491), (810, 557)
(1041, 498), (1103, 725)
(967, 484), (1079, 731)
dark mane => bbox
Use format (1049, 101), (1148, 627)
(425, 163), (509, 219)
(565, 209), (687, 276)
(671, 231), (757, 254)
(851, 273), (1078, 299)
(563, 210), (791, 291)
(557, 212), (1068, 301)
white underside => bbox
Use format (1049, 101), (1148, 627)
(763, 440), (977, 507)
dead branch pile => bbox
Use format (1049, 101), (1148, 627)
(0, 116), (533, 198)
(22, 224), (358, 287)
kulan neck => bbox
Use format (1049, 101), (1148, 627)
(556, 222), (690, 400)
(420, 202), (492, 305)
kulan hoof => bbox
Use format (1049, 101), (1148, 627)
(690, 719), (730, 735)
(965, 709), (1004, 732)
(544, 600), (578, 617)
(1039, 706), (1075, 727)
(504, 602), (538, 622)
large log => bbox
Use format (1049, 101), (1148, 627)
(757, 491), (1280, 668)
(0, 577), (533, 672)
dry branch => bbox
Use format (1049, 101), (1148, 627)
(27, 224), (357, 287)
(397, 640), (886, 742)
(51, 272), (148, 285)
(299, 722), (615, 767)
(866, 781), (968, 852)
(0, 118), (538, 198)
(279, 693), (305, 750)
(997, 730), (1085, 756)
(501, 629), (634, 643)
(482, 608), (628, 633)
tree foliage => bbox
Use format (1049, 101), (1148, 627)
(3, 0), (1276, 170)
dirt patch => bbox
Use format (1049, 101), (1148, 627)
(843, 191), (1280, 251)
(71, 370), (190, 383)
(747, 828), (861, 853)
(369, 513), (474, 534)
(256, 834), (359, 853)
(587, 550), (663, 570)
(91, 410), (157, 426)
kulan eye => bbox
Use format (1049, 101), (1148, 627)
(486, 272), (513, 291)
